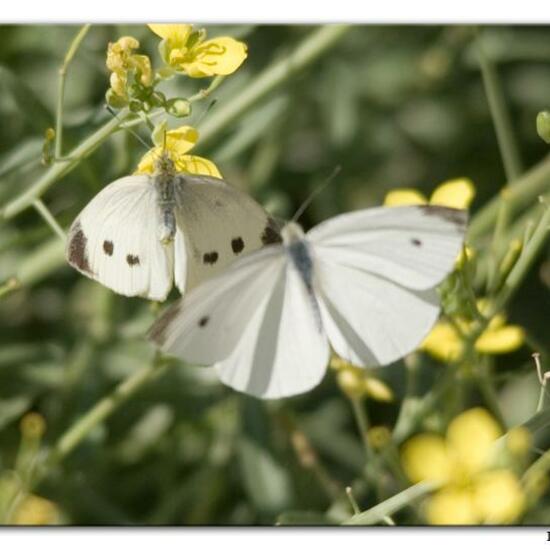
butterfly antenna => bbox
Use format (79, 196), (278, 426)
(291, 166), (342, 223)
(105, 105), (151, 150)
(194, 99), (217, 128)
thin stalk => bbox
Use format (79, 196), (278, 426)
(487, 189), (511, 291)
(477, 29), (522, 181)
(350, 397), (372, 461)
(476, 368), (506, 429)
(56, 25), (91, 159)
(2, 107), (132, 220)
(345, 486), (360, 515)
(342, 481), (436, 525)
(468, 155), (550, 242)
(32, 199), (66, 242)
(45, 358), (168, 468)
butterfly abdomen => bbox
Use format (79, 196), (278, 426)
(154, 173), (177, 244)
(287, 239), (323, 331)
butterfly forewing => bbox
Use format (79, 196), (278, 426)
(66, 176), (174, 301)
(307, 205), (467, 290)
(174, 174), (282, 291)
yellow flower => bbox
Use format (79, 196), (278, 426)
(12, 494), (60, 525)
(149, 24), (247, 78)
(106, 36), (153, 101)
(421, 301), (524, 363)
(136, 125), (221, 178)
(384, 178), (475, 210)
(330, 356), (394, 402)
(401, 408), (526, 525)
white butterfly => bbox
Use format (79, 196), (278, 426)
(66, 154), (280, 300)
(148, 205), (467, 399)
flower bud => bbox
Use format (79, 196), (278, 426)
(537, 111), (550, 144)
(166, 98), (191, 118)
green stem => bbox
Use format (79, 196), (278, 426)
(468, 154), (550, 242)
(32, 199), (66, 242)
(490, 201), (550, 315)
(476, 29), (522, 182)
(476, 367), (506, 429)
(342, 481), (436, 525)
(45, 358), (168, 467)
(56, 25), (91, 159)
(350, 397), (372, 461)
(197, 25), (351, 150)
(1, 107), (132, 220)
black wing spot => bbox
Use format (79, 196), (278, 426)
(411, 238), (422, 247)
(198, 316), (209, 328)
(68, 223), (92, 274)
(126, 254), (140, 266)
(231, 237), (245, 255)
(203, 251), (219, 265)
(261, 218), (283, 245)
(103, 240), (114, 256)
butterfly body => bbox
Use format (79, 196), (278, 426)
(66, 155), (278, 301)
(149, 205), (468, 399)
(153, 155), (178, 244)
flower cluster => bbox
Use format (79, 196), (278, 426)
(401, 408), (528, 524)
(330, 356), (394, 402)
(105, 24), (247, 117)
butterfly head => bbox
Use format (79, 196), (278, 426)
(154, 151), (176, 177)
(281, 221), (305, 245)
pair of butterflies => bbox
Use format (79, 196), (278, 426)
(67, 155), (467, 399)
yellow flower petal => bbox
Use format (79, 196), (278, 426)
(420, 321), (463, 363)
(148, 24), (193, 47)
(447, 408), (501, 475)
(164, 126), (199, 155)
(430, 178), (475, 209)
(475, 325), (525, 354)
(176, 155), (222, 178)
(426, 487), (477, 525)
(473, 469), (525, 524)
(383, 189), (428, 207)
(13, 495), (60, 525)
(183, 37), (247, 78)
(401, 434), (451, 484)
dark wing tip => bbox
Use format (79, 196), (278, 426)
(416, 205), (468, 228)
(66, 221), (93, 275)
(147, 302), (182, 347)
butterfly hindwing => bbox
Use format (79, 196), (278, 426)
(149, 245), (330, 399)
(66, 175), (174, 301)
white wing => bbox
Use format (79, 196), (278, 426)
(316, 258), (440, 366)
(308, 205), (466, 367)
(307, 205), (467, 290)
(174, 174), (281, 291)
(66, 175), (174, 301)
(149, 246), (330, 399)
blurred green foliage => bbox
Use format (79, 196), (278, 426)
(0, 24), (549, 525)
